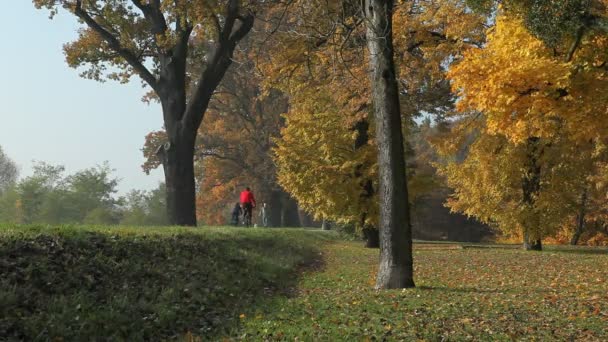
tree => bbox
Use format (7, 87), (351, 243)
(274, 86), (379, 236)
(0, 187), (20, 223)
(265, 0), (484, 248)
(15, 162), (66, 224)
(444, 13), (608, 249)
(34, 0), (256, 225)
(121, 183), (168, 225)
(364, 0), (415, 288)
(448, 15), (608, 144)
(436, 124), (600, 249)
(0, 161), (125, 225)
(193, 53), (298, 227)
(468, 0), (608, 61)
(141, 42), (300, 227)
(63, 163), (122, 223)
(0, 146), (18, 194)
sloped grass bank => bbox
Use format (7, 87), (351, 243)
(0, 225), (335, 340)
(238, 241), (608, 340)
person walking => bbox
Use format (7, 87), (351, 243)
(260, 202), (269, 227)
(230, 202), (242, 226)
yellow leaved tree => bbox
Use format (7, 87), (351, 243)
(267, 0), (486, 247)
(442, 14), (608, 249)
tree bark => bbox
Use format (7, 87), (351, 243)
(321, 219), (331, 230)
(353, 118), (378, 248)
(522, 137), (542, 251)
(157, 132), (197, 226)
(281, 195), (301, 227)
(529, 239), (542, 250)
(364, 0), (415, 289)
(570, 188), (588, 245)
(268, 189), (284, 227)
(363, 227), (380, 248)
(298, 209), (316, 227)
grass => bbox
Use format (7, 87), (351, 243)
(238, 241), (608, 341)
(0, 224), (336, 340)
(1, 225), (607, 341)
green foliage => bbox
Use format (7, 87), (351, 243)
(0, 145), (18, 194)
(467, 0), (605, 48)
(237, 241), (608, 340)
(15, 162), (67, 224)
(0, 188), (19, 223)
(83, 207), (118, 225)
(0, 225), (336, 340)
(465, 0), (496, 14)
(521, 0), (595, 47)
(0, 162), (167, 225)
(11, 162), (121, 224)
(64, 162), (121, 223)
(120, 184), (168, 226)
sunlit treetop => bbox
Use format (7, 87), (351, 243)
(448, 14), (608, 144)
(467, 0), (608, 57)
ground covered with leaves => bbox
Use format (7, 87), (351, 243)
(238, 242), (608, 341)
(0, 225), (334, 340)
(2, 227), (607, 341)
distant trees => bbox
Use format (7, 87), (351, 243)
(0, 161), (167, 226)
(0, 146), (18, 194)
(121, 185), (168, 226)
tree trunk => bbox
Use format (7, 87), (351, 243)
(281, 195), (301, 227)
(528, 239), (542, 251)
(364, 0), (415, 289)
(570, 188), (588, 245)
(360, 212), (379, 248)
(522, 137), (542, 251)
(268, 189), (284, 227)
(321, 219), (331, 230)
(363, 227), (380, 248)
(157, 134), (197, 226)
(353, 118), (378, 248)
(298, 209), (316, 227)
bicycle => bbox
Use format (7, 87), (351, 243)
(242, 204), (253, 228)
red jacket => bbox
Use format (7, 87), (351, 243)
(240, 190), (256, 206)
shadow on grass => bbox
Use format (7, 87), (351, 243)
(0, 229), (325, 340)
(417, 285), (503, 294)
(545, 246), (608, 255)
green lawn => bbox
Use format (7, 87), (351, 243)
(1, 225), (606, 341)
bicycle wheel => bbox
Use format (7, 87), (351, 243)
(244, 208), (252, 228)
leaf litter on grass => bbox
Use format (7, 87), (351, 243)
(237, 241), (608, 341)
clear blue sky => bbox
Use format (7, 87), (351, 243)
(0, 2), (165, 194)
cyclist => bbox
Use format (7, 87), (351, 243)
(239, 187), (256, 227)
